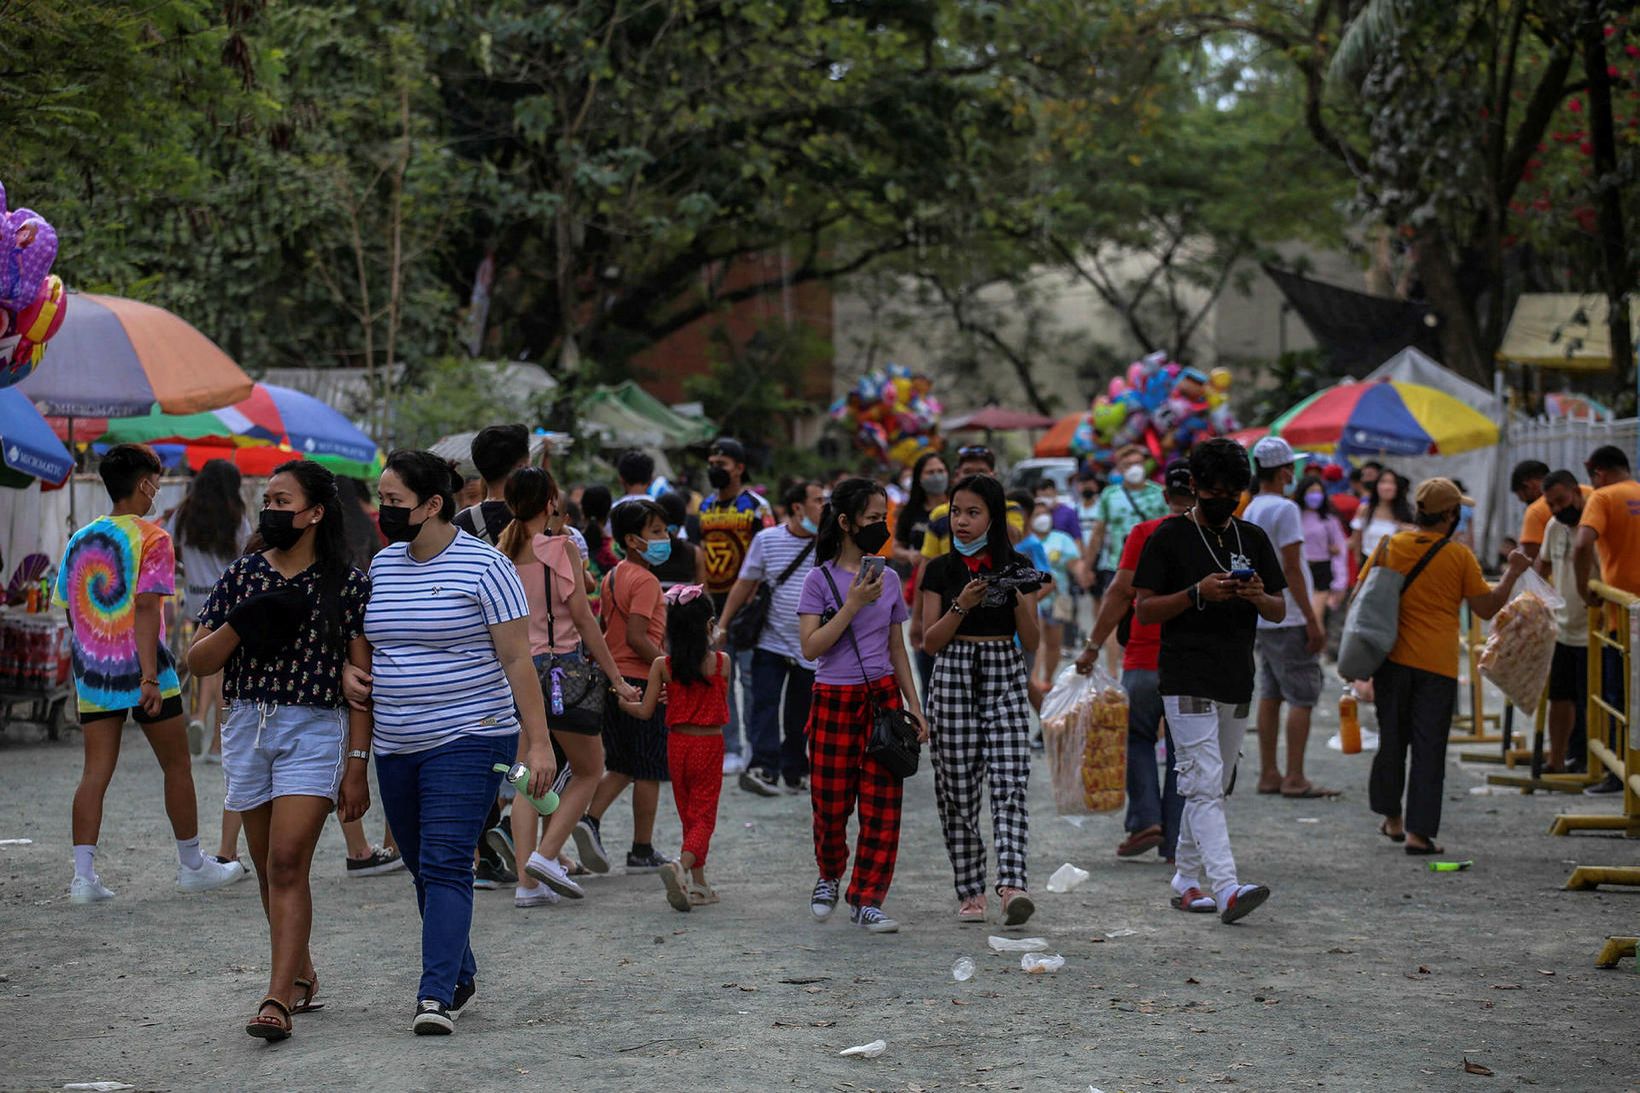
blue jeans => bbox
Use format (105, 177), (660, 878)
(1123, 669), (1181, 850)
(375, 732), (516, 1006)
(724, 646), (755, 757)
(747, 648), (814, 784)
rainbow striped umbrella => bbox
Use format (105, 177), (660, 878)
(1270, 379), (1498, 457)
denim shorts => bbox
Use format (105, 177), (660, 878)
(221, 701), (347, 811)
(1254, 625), (1324, 708)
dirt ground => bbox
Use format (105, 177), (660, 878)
(2, 691), (1638, 1092)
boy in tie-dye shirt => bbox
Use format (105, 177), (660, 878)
(53, 444), (243, 903)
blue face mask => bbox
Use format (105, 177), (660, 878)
(953, 533), (988, 557)
(801, 516), (818, 534)
(639, 537), (672, 566)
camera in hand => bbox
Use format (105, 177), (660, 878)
(981, 562), (1047, 607)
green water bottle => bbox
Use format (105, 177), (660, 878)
(494, 763), (560, 816)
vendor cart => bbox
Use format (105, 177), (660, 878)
(0, 608), (75, 738)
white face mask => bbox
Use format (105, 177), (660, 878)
(1123, 464), (1146, 487)
(1030, 514), (1052, 535)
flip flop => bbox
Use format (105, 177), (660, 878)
(1378, 821), (1405, 844)
(291, 974), (324, 1014)
(1256, 784), (1283, 795)
(1405, 842), (1445, 856)
(1281, 784), (1342, 799)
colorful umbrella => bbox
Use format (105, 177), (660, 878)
(93, 383), (382, 478)
(1269, 379), (1498, 457)
(0, 386), (73, 486)
(1033, 412), (1088, 457)
(944, 405), (1058, 432)
(15, 293), (253, 417)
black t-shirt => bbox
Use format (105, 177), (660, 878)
(1131, 514), (1285, 705)
(895, 501), (932, 552)
(454, 501), (511, 546)
(652, 535), (699, 590)
(922, 549), (1028, 638)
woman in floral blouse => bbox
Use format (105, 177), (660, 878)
(188, 460), (372, 1042)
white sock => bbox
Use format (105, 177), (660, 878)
(73, 844), (97, 882)
(176, 837), (204, 871)
(1171, 872), (1201, 896)
(1214, 881), (1242, 910)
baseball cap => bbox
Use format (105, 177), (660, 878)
(1251, 435), (1305, 470)
(1414, 477), (1474, 514)
(708, 437), (747, 463)
(1163, 459), (1193, 495)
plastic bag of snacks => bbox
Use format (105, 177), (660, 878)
(1080, 665), (1128, 813)
(1041, 665), (1095, 814)
(1479, 569), (1563, 714)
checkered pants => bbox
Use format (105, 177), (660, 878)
(927, 640), (1032, 898)
(805, 677), (906, 909)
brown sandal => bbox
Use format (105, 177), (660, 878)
(245, 997), (292, 1041)
(291, 973), (325, 1014)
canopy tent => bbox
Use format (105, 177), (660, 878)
(943, 405), (1056, 432)
(1263, 265), (1444, 375)
(1365, 345), (1503, 417)
(578, 381), (716, 449)
(431, 429), (573, 479)
(1496, 293), (1638, 371)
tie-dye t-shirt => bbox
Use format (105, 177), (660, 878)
(52, 514), (182, 715)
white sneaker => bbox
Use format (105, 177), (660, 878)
(524, 852), (585, 899)
(177, 855), (246, 893)
(514, 883), (559, 908)
(69, 875), (115, 903)
(722, 752), (747, 775)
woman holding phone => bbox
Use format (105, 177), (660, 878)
(797, 477), (927, 935)
(920, 474), (1041, 927)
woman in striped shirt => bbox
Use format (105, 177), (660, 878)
(363, 450), (556, 1036)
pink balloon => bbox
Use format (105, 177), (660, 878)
(1107, 377), (1127, 399)
(1126, 361), (1146, 389)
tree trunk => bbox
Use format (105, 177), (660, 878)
(1580, 10), (1634, 384)
(1414, 226), (1490, 385)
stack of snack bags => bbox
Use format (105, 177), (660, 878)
(1479, 570), (1562, 714)
(1040, 665), (1128, 814)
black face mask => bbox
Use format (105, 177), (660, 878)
(258, 506), (312, 552)
(1553, 505), (1582, 526)
(1197, 496), (1238, 526)
(1080, 487), (1097, 501)
(707, 465), (732, 490)
(850, 521), (891, 555)
(377, 504), (425, 544)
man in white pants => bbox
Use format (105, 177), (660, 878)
(1132, 439), (1287, 923)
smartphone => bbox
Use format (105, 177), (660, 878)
(857, 555), (886, 584)
(1228, 568), (1256, 582)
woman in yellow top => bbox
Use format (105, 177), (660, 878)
(1354, 478), (1528, 855)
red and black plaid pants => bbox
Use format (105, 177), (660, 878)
(806, 676), (905, 909)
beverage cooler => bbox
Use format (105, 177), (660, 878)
(0, 607), (75, 738)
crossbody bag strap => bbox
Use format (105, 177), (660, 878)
(1399, 537), (1449, 596)
(774, 537), (816, 587)
(819, 565), (878, 695)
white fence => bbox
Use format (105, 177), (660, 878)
(1484, 416), (1638, 556)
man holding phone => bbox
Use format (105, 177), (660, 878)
(1133, 439), (1286, 924)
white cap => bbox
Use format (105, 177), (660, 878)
(1252, 435), (1305, 470)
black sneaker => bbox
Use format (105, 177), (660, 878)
(484, 826), (516, 875)
(626, 848), (671, 874)
(474, 859), (515, 890)
(1584, 772), (1623, 795)
(783, 776), (810, 795)
(451, 979), (476, 1021)
(412, 998), (453, 1035)
(1029, 731), (1045, 753)
(739, 768), (781, 797)
(572, 816), (611, 874)
(810, 876), (840, 921)
(346, 847), (404, 878)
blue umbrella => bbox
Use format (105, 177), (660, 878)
(0, 386), (73, 485)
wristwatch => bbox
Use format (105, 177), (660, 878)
(950, 604), (969, 617)
(346, 749), (370, 762)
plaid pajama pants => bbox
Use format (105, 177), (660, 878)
(805, 676), (906, 909)
(927, 640), (1032, 899)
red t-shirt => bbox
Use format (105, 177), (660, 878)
(1118, 516), (1164, 672)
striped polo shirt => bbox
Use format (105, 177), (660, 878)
(365, 529), (530, 755)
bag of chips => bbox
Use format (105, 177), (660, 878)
(1479, 569), (1563, 714)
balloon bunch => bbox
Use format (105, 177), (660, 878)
(829, 363), (943, 467)
(0, 181), (65, 389)
(1072, 351), (1238, 463)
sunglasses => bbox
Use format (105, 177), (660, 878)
(957, 445), (993, 461)
(664, 584), (706, 606)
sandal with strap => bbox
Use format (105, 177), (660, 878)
(687, 878), (719, 906)
(957, 897), (987, 924)
(291, 973), (324, 1014)
(245, 997), (292, 1041)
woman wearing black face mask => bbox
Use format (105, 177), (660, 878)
(187, 460), (373, 1041)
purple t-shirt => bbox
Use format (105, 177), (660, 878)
(797, 561), (909, 686)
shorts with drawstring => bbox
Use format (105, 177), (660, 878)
(221, 701), (348, 811)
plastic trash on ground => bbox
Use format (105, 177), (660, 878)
(1104, 927), (1138, 938)
(838, 1039), (887, 1058)
(951, 956), (976, 982)
(1479, 569), (1561, 713)
(1041, 664), (1127, 813)
(62, 1085), (134, 1092)
(0, 838), (34, 845)
(1021, 952), (1065, 973)
(988, 935), (1049, 952)
(1046, 863), (1091, 893)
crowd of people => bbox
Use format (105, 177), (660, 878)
(45, 418), (1638, 1041)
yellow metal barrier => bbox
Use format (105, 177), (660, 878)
(1550, 581), (1640, 893)
(1451, 610), (1506, 748)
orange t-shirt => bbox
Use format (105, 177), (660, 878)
(601, 561), (666, 679)
(1520, 485), (1593, 547)
(1580, 479), (1640, 631)
(1356, 531), (1490, 678)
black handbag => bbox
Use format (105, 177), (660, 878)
(819, 566), (920, 779)
(727, 536), (815, 650)
(539, 542), (605, 732)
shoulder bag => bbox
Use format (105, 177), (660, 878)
(727, 534), (815, 650)
(819, 566), (920, 780)
(1336, 535), (1449, 682)
(538, 539), (606, 732)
